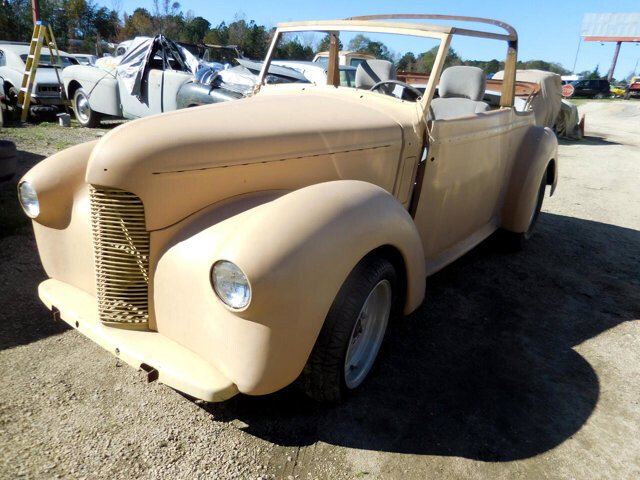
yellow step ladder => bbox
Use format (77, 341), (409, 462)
(18, 21), (69, 122)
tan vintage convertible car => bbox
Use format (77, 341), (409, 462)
(18, 15), (558, 404)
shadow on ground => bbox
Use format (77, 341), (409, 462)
(558, 135), (620, 147)
(0, 149), (70, 350)
(200, 212), (639, 461)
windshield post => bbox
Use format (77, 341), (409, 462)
(419, 34), (451, 115)
(500, 39), (518, 107)
(257, 30), (283, 92)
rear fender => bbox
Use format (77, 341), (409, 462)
(501, 126), (558, 233)
(153, 180), (425, 395)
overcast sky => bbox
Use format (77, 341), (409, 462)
(99, 0), (640, 80)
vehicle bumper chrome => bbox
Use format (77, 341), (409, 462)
(38, 278), (239, 402)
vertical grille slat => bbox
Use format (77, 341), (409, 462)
(90, 186), (150, 325)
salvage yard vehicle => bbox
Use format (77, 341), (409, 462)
(626, 76), (640, 99)
(63, 35), (198, 127)
(176, 58), (311, 109)
(19, 14), (558, 404)
(313, 50), (376, 67)
(0, 42), (78, 119)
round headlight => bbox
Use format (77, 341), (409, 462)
(18, 181), (40, 218)
(211, 260), (251, 310)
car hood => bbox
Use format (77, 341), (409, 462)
(86, 88), (409, 230)
(26, 68), (64, 85)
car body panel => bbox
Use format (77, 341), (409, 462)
(84, 86), (412, 230)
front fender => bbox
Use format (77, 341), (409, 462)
(153, 181), (425, 395)
(501, 125), (558, 233)
(64, 65), (120, 116)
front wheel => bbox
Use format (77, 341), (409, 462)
(300, 255), (397, 403)
(73, 88), (101, 128)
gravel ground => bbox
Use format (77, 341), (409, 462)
(1, 102), (639, 479)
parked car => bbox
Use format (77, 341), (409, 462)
(271, 60), (358, 86)
(176, 58), (310, 109)
(0, 42), (78, 118)
(610, 83), (627, 98)
(625, 76), (640, 99)
(19, 14), (558, 404)
(71, 53), (98, 66)
(569, 78), (610, 99)
(63, 35), (198, 127)
(313, 50), (376, 67)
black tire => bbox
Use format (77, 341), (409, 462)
(594, 92), (605, 100)
(6, 85), (19, 121)
(499, 172), (547, 251)
(73, 88), (101, 127)
(300, 255), (398, 403)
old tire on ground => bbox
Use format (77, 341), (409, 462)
(73, 88), (101, 128)
(300, 254), (397, 403)
(0, 140), (17, 182)
(500, 171), (547, 251)
(6, 85), (19, 120)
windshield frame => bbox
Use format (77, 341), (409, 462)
(258, 16), (518, 114)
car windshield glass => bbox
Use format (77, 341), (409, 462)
(20, 54), (76, 67)
(314, 56), (329, 67)
(271, 29), (442, 91)
(339, 68), (356, 87)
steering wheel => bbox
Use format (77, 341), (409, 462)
(370, 80), (423, 100)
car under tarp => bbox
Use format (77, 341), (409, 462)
(116, 35), (199, 101)
(493, 69), (562, 129)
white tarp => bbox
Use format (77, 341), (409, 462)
(115, 35), (199, 100)
(493, 69), (562, 129)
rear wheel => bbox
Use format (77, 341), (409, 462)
(594, 92), (605, 99)
(300, 255), (397, 403)
(73, 88), (101, 127)
(500, 172), (547, 250)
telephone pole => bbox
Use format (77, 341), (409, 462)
(31, 0), (41, 25)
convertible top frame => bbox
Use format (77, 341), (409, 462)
(259, 14), (518, 109)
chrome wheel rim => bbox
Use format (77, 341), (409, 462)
(344, 279), (392, 389)
(75, 93), (90, 122)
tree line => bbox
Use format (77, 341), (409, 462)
(1, 0), (583, 77)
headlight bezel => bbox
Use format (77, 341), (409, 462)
(210, 260), (252, 311)
(18, 181), (40, 218)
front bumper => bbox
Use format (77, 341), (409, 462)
(39, 279), (239, 402)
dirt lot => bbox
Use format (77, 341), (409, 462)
(1, 102), (639, 479)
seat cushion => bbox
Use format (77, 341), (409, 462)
(438, 66), (486, 101)
(430, 97), (489, 120)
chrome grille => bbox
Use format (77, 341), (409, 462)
(90, 186), (149, 325)
(36, 84), (61, 97)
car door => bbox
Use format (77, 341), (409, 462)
(160, 69), (193, 112)
(413, 109), (513, 273)
(118, 51), (165, 119)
